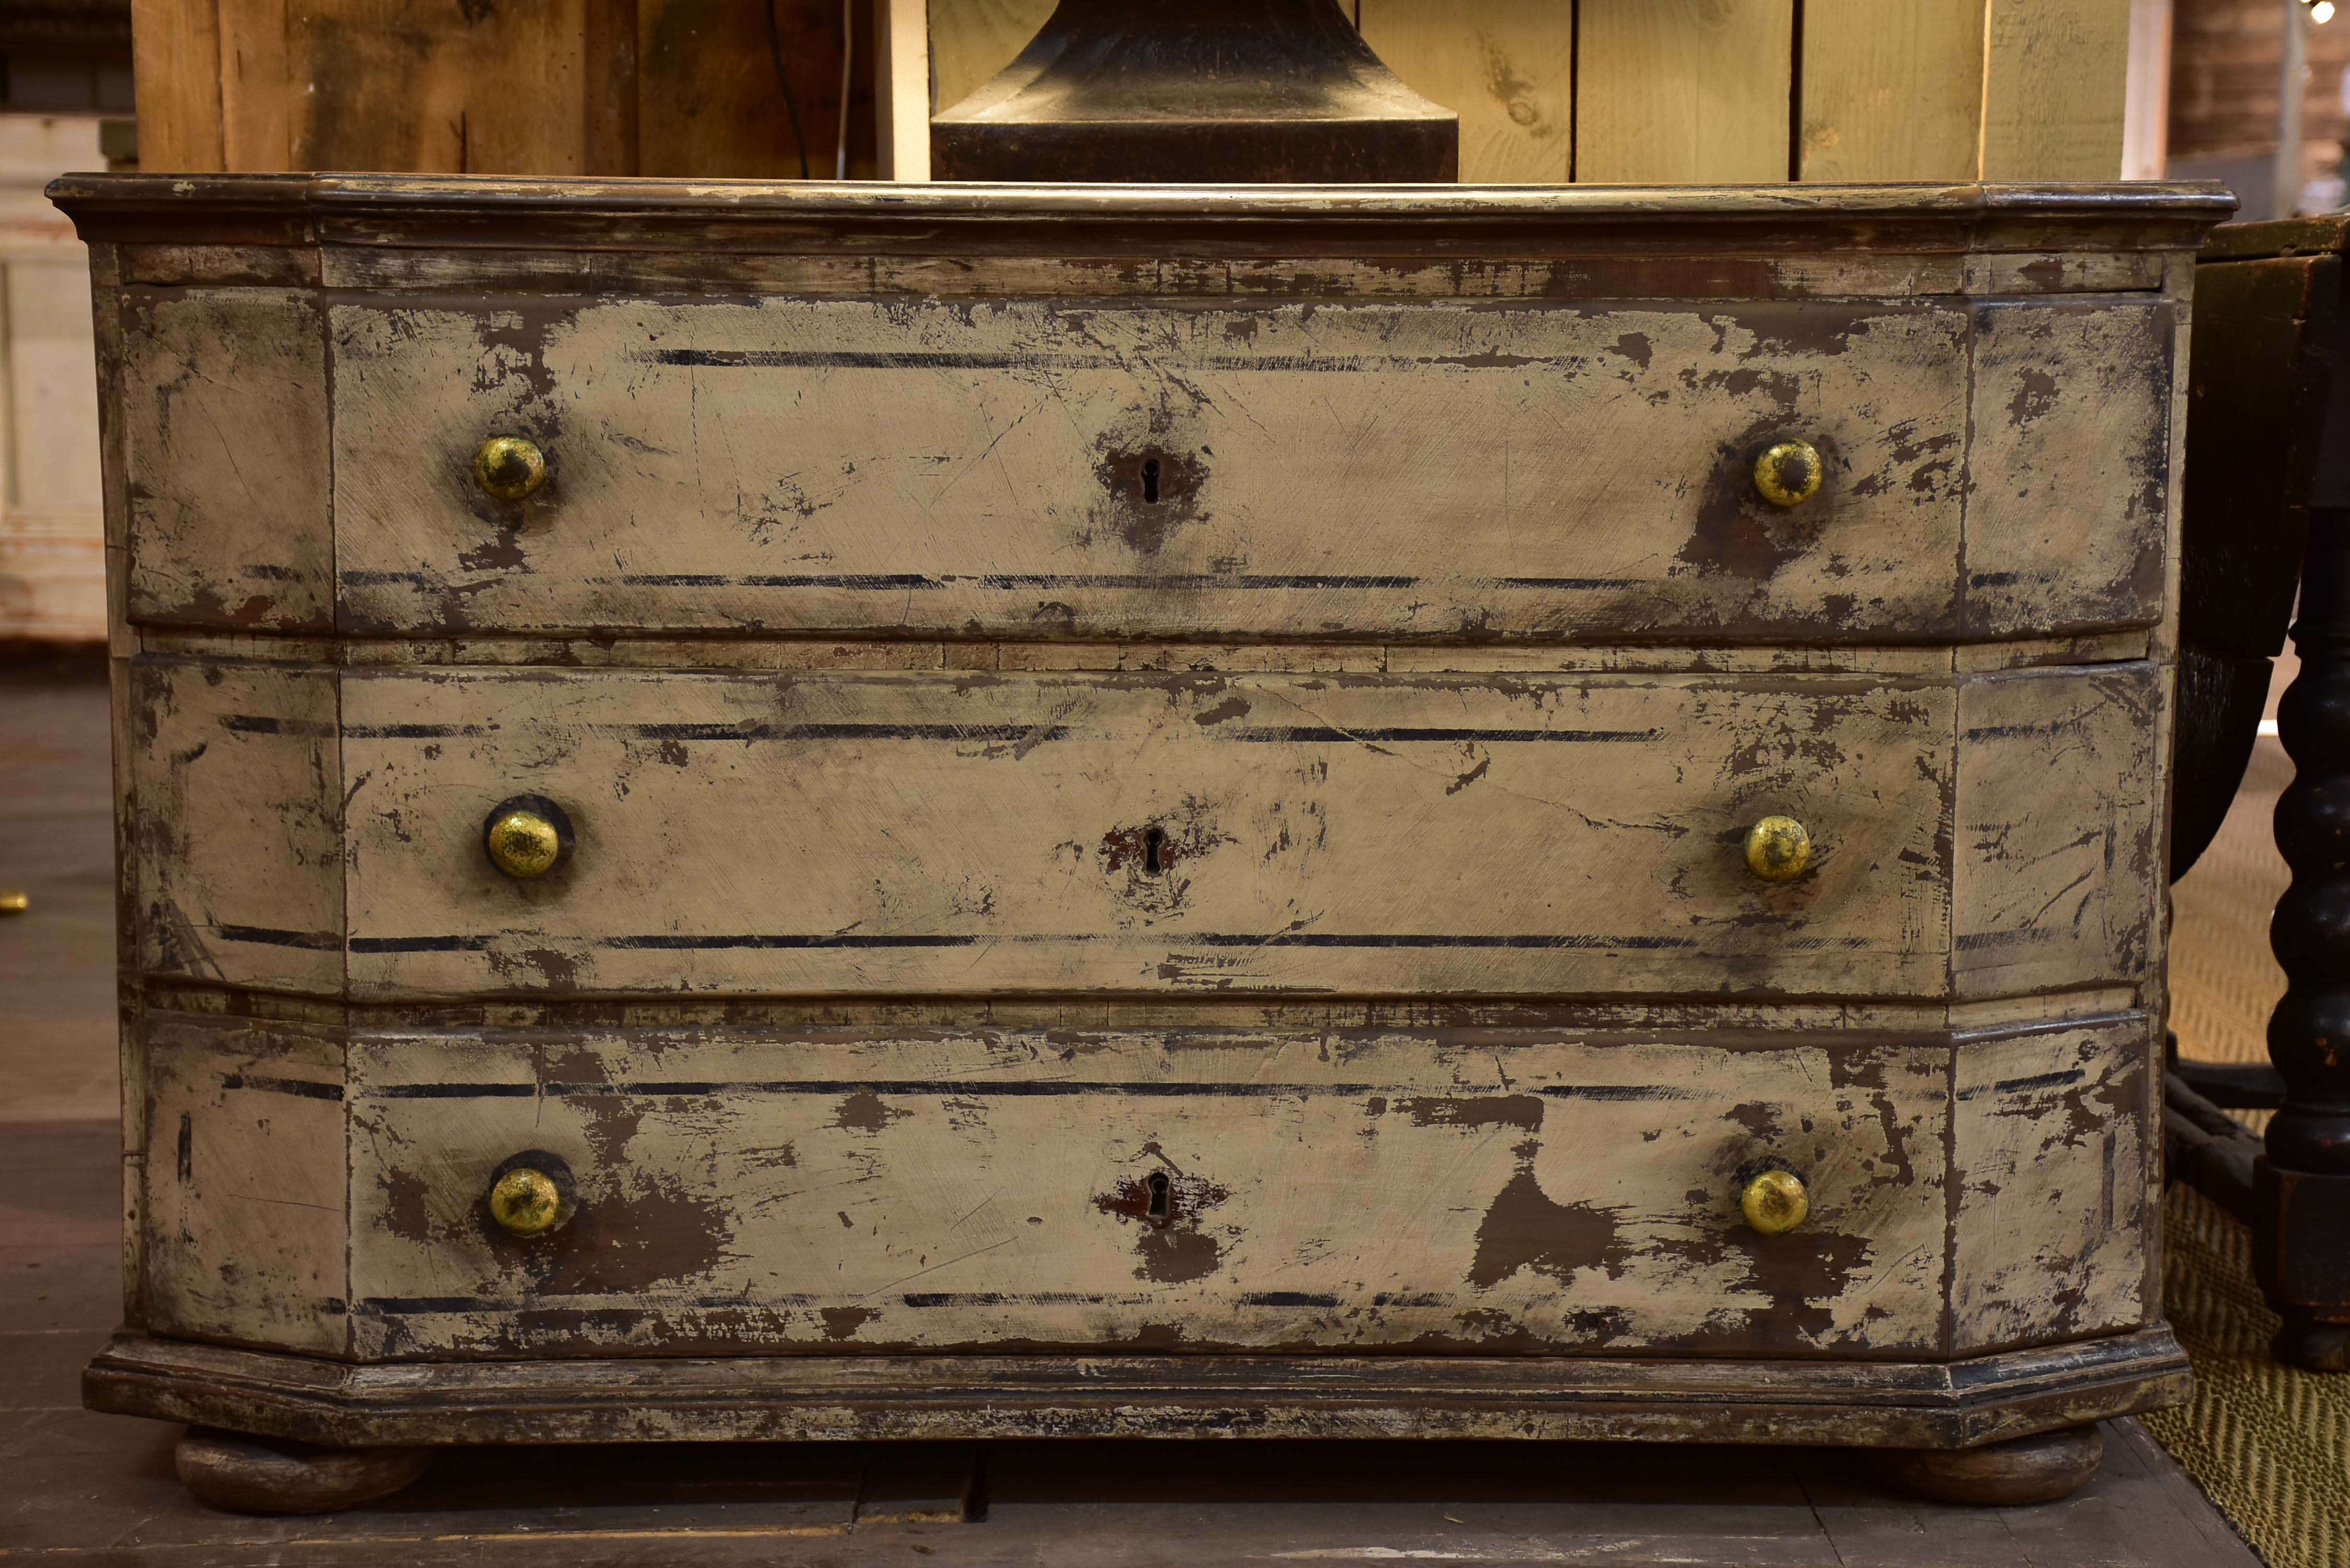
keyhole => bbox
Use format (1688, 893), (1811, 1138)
(1146, 1170), (1171, 1221)
(1141, 458), (1161, 504)
(1143, 824), (1167, 874)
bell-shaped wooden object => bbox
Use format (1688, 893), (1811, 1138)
(930, 0), (1458, 183)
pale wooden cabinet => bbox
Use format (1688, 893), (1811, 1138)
(51, 175), (2227, 1510)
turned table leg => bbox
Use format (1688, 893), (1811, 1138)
(1873, 1425), (2104, 1506)
(175, 1428), (437, 1514)
(2260, 505), (2350, 1374)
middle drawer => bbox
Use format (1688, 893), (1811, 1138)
(304, 665), (2149, 1001)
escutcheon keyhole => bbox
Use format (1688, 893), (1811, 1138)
(1141, 458), (1161, 504)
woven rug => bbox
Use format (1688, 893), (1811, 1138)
(2160, 737), (2350, 1567)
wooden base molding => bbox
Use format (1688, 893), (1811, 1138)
(87, 1328), (2190, 1452)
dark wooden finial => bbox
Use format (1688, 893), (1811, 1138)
(930, 0), (1459, 183)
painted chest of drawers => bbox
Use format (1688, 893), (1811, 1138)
(51, 175), (2229, 1499)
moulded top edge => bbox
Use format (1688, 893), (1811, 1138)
(44, 172), (2240, 229)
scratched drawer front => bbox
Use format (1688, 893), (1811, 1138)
(345, 1026), (1955, 1360)
(331, 295), (1989, 641)
(340, 667), (1956, 1000)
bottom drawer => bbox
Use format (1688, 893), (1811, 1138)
(135, 1011), (2153, 1363)
(336, 1020), (2148, 1362)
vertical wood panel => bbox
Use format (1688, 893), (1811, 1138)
(926, 0), (1054, 117)
(584, 0), (641, 176)
(878, 0), (932, 178)
(216, 0), (295, 171)
(128, 0), (227, 171)
(638, 0), (875, 179)
(1982, 0), (2132, 179)
(1575, 0), (1795, 183)
(1358, 1), (1574, 183)
(1799, 0), (1987, 181)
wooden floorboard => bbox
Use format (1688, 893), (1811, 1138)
(0, 659), (2267, 1566)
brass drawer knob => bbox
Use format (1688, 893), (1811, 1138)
(474, 435), (547, 501)
(482, 794), (573, 880)
(487, 1166), (565, 1236)
(1740, 1166), (1808, 1236)
(1752, 438), (1823, 508)
(1743, 815), (1812, 881)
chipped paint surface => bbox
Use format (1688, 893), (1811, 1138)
(331, 664), (1961, 999)
(84, 186), (2196, 1420)
(338, 1020), (1963, 1359)
(129, 658), (2160, 1004)
(328, 297), (1978, 641)
(127, 1008), (2160, 1364)
(120, 289), (332, 632)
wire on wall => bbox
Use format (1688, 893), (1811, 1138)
(765, 0), (812, 179)
(837, 0), (855, 179)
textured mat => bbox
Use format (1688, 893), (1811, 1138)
(2162, 736), (2350, 1567)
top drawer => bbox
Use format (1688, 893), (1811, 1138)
(118, 289), (2174, 642)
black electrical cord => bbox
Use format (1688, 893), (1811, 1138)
(765, 0), (812, 180)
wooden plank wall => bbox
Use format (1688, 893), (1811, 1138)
(932, 0), (2134, 183)
(129, 0), (879, 178)
(132, 0), (2129, 182)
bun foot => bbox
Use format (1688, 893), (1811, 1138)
(176, 1427), (436, 1514)
(1873, 1424), (2104, 1506)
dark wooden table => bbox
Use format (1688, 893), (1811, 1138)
(2169, 217), (2350, 1374)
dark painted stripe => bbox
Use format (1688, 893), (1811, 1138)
(1962, 723), (2064, 742)
(349, 935), (497, 954)
(1538, 1083), (1697, 1101)
(601, 933), (986, 950)
(1997, 1068), (2090, 1095)
(900, 1292), (1135, 1307)
(1191, 932), (1699, 950)
(219, 1073), (344, 1102)
(1953, 929), (2056, 950)
(1223, 727), (1661, 744)
(356, 931), (1690, 956)
(365, 1080), (1406, 1101)
(1491, 577), (1645, 590)
(621, 723), (1069, 743)
(654, 349), (1105, 370)
(361, 1297), (508, 1315)
(1240, 1292), (1343, 1307)
(371, 1082), (538, 1099)
(214, 923), (341, 951)
(613, 572), (1423, 591)
(345, 724), (490, 740)
(971, 573), (1419, 590)
(647, 349), (1559, 374)
(217, 716), (335, 738)
(618, 573), (946, 590)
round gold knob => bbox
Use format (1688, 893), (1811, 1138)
(1743, 815), (1812, 882)
(1752, 438), (1823, 508)
(1740, 1167), (1808, 1236)
(473, 435), (547, 501)
(482, 795), (572, 880)
(488, 1167), (564, 1236)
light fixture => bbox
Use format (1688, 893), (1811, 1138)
(2310, 0), (2335, 23)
